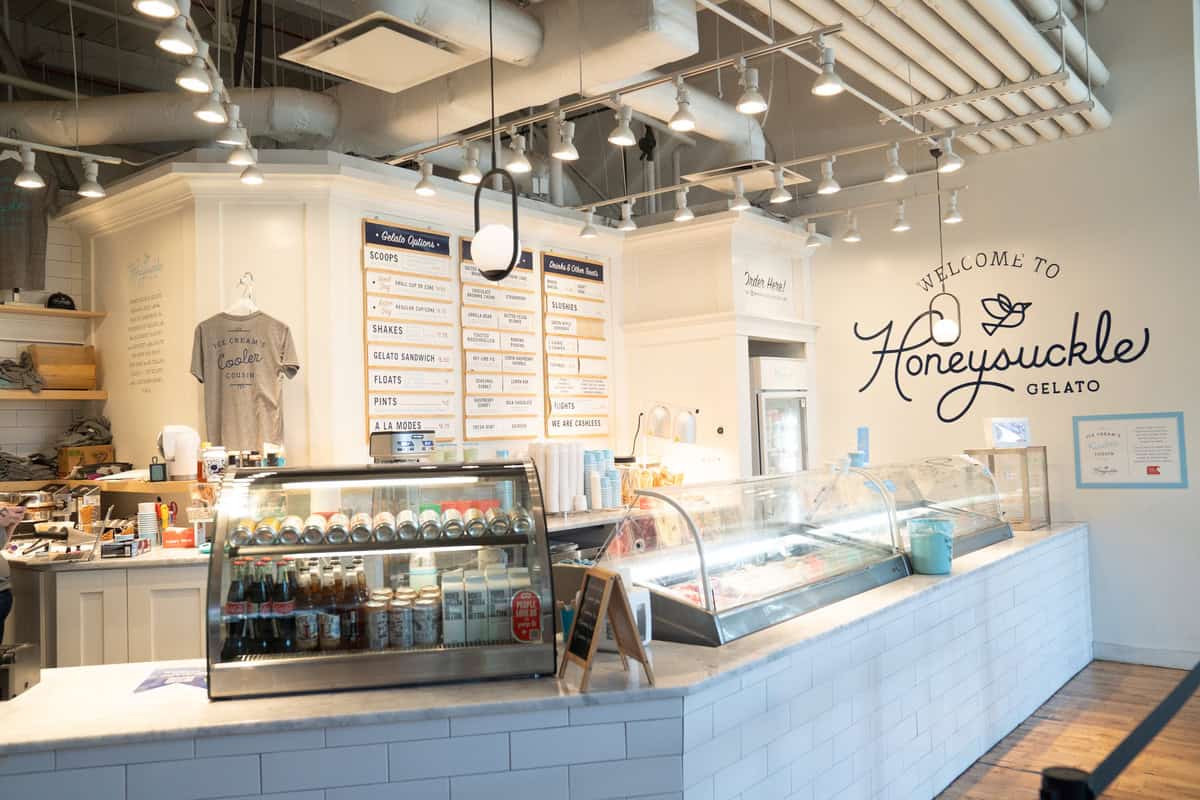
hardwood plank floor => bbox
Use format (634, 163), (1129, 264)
(938, 660), (1200, 799)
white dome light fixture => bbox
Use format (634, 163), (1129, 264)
(506, 131), (531, 174)
(473, 223), (520, 277)
(769, 167), (791, 205)
(842, 212), (862, 243)
(133, 0), (180, 19)
(883, 143), (907, 183)
(215, 104), (247, 147)
(552, 117), (579, 161)
(673, 188), (694, 222)
(929, 290), (961, 346)
(194, 87), (227, 124)
(669, 77), (696, 132)
(817, 157), (840, 195)
(891, 200), (911, 233)
(240, 162), (264, 185)
(805, 221), (822, 249)
(943, 190), (963, 224)
(938, 131), (964, 173)
(735, 59), (768, 115)
(77, 159), (105, 198)
(811, 38), (845, 97)
(156, 15), (197, 55)
(608, 102), (636, 147)
(226, 145), (255, 167)
(729, 175), (751, 211)
(14, 145), (44, 189)
(579, 207), (599, 239)
(458, 143), (482, 184)
(617, 202), (637, 231)
(414, 159), (437, 197)
(175, 41), (212, 93)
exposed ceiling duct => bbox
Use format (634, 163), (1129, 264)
(1014, 0), (1110, 86)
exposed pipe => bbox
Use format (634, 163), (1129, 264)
(0, 72), (81, 100)
(966, 0), (1111, 129)
(1015, 0), (1110, 86)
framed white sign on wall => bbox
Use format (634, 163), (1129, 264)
(1073, 412), (1188, 489)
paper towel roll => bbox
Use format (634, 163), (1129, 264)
(544, 443), (559, 514)
(557, 442), (572, 514)
(589, 471), (603, 510)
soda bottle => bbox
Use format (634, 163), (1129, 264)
(339, 565), (363, 650)
(248, 561), (274, 653)
(272, 561), (296, 653)
(294, 564), (320, 652)
(220, 560), (248, 661)
(319, 565), (343, 651)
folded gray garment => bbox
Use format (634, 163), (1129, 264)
(56, 416), (113, 448)
(0, 451), (56, 481)
(0, 351), (44, 392)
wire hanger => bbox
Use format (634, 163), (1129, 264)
(226, 271), (258, 315)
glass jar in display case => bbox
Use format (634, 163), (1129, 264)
(598, 467), (911, 646)
(204, 460), (555, 699)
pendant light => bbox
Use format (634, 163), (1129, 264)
(414, 159), (436, 197)
(842, 212), (862, 243)
(811, 38), (845, 97)
(817, 158), (840, 195)
(458, 143), (483, 184)
(579, 207), (599, 238)
(729, 176), (751, 211)
(769, 168), (791, 205)
(506, 130), (531, 174)
(805, 221), (822, 249)
(617, 202), (637, 231)
(669, 77), (696, 132)
(194, 83), (227, 124)
(133, 0), (180, 19)
(883, 143), (907, 183)
(240, 162), (263, 185)
(608, 103), (636, 147)
(226, 145), (255, 167)
(929, 146), (960, 346)
(470, 0), (521, 282)
(938, 131), (964, 173)
(77, 159), (105, 198)
(155, 1), (197, 55)
(943, 190), (963, 224)
(735, 59), (767, 115)
(175, 41), (212, 93)
(215, 104), (247, 147)
(14, 145), (44, 189)
(891, 200), (911, 232)
(673, 188), (694, 222)
(552, 117), (579, 161)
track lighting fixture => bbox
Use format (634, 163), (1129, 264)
(673, 188), (694, 222)
(891, 200), (911, 233)
(240, 162), (263, 185)
(669, 78), (696, 132)
(458, 143), (482, 184)
(506, 131), (531, 174)
(414, 159), (436, 197)
(175, 41), (212, 93)
(805, 221), (822, 249)
(215, 104), (247, 146)
(552, 117), (579, 161)
(77, 159), (105, 198)
(579, 207), (599, 238)
(608, 103), (636, 147)
(156, 15), (197, 55)
(842, 212), (862, 243)
(226, 146), (255, 167)
(617, 202), (637, 231)
(817, 158), (840, 195)
(811, 38), (845, 97)
(133, 0), (180, 19)
(729, 176), (751, 211)
(735, 59), (768, 115)
(769, 168), (791, 205)
(938, 132), (964, 173)
(883, 143), (907, 183)
(14, 146), (43, 189)
(194, 88), (227, 124)
(943, 190), (963, 224)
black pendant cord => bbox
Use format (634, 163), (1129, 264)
(488, 0), (496, 165)
(935, 155), (945, 292)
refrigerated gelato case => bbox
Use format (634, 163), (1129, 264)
(204, 460), (556, 699)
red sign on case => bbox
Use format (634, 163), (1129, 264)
(511, 589), (542, 643)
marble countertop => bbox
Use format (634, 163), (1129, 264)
(544, 508), (626, 533)
(4, 546), (209, 571)
(0, 523), (1087, 755)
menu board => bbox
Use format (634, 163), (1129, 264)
(542, 252), (610, 438)
(362, 219), (460, 441)
(461, 239), (544, 441)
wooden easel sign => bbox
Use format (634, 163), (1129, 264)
(559, 567), (655, 692)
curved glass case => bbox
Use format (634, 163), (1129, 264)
(204, 460), (556, 699)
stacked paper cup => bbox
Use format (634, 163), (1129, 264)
(528, 441), (589, 514)
(137, 501), (160, 542)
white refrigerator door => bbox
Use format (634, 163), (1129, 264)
(756, 391), (808, 475)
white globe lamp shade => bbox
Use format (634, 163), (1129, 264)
(473, 223), (519, 279)
(932, 317), (959, 345)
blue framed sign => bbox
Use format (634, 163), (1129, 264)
(1073, 412), (1188, 489)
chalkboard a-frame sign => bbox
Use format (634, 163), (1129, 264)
(558, 566), (655, 692)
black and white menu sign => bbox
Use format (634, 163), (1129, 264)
(542, 253), (611, 438)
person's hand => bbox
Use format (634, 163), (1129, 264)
(0, 504), (25, 537)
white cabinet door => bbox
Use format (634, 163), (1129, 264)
(126, 566), (208, 662)
(56, 569), (129, 667)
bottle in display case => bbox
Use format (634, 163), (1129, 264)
(204, 459), (556, 698)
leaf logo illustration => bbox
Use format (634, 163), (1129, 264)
(980, 292), (1032, 336)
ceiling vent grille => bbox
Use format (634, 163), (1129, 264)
(682, 160), (809, 194)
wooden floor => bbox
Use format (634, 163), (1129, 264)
(938, 660), (1200, 799)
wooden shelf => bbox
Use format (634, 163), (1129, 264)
(0, 389), (107, 401)
(0, 304), (105, 320)
(89, 479), (195, 494)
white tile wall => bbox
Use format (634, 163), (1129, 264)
(0, 530), (1091, 800)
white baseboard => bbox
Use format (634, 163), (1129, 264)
(1094, 641), (1200, 669)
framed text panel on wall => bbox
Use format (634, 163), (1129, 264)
(541, 252), (611, 439)
(461, 239), (544, 442)
(362, 219), (461, 442)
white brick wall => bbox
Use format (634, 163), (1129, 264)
(0, 529), (1090, 800)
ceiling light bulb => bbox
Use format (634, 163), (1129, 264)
(805, 222), (822, 249)
(226, 146), (255, 167)
(133, 0), (180, 18)
(175, 40), (211, 92)
(943, 190), (963, 224)
(459, 143), (482, 184)
(842, 213), (862, 243)
(507, 133), (531, 174)
(769, 168), (791, 205)
(883, 143), (907, 183)
(215, 104), (246, 146)
(77, 159), (105, 198)
(892, 200), (911, 233)
(579, 208), (598, 239)
(194, 90), (227, 124)
(673, 189), (694, 222)
(608, 105), (636, 147)
(670, 81), (696, 132)
(811, 45), (845, 97)
(617, 202), (637, 231)
(729, 176), (751, 211)
(156, 15), (197, 55)
(15, 146), (44, 189)
(552, 119), (579, 161)
(932, 317), (960, 345)
(414, 160), (436, 197)
(736, 65), (768, 115)
(939, 134), (964, 173)
(817, 158), (840, 195)
(240, 164), (263, 185)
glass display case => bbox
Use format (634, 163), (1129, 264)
(865, 455), (1015, 554)
(204, 460), (556, 699)
(598, 468), (911, 646)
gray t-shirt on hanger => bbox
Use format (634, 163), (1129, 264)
(190, 312), (300, 451)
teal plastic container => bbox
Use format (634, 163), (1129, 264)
(908, 517), (954, 575)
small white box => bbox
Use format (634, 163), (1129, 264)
(464, 569), (488, 644)
(485, 565), (510, 644)
(441, 569), (466, 646)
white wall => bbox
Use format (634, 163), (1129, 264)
(809, 2), (1200, 666)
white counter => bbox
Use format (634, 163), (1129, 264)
(0, 524), (1092, 800)
(5, 547), (209, 572)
